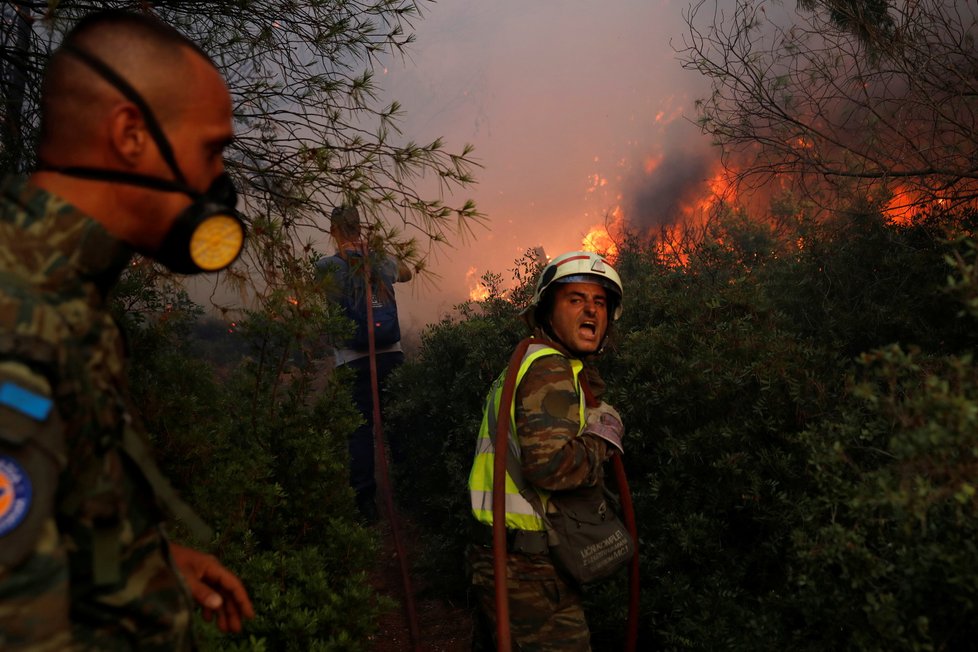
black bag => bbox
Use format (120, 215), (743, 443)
(334, 253), (401, 351)
(544, 485), (635, 585)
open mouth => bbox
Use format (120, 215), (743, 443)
(580, 321), (597, 338)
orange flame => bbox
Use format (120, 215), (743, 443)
(681, 167), (735, 219)
(881, 184), (949, 225)
(581, 206), (624, 259)
(644, 154), (664, 175)
(646, 165), (738, 267)
(466, 266), (490, 302)
(652, 223), (692, 267)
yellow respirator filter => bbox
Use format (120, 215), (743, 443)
(189, 214), (245, 271)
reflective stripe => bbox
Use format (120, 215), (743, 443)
(467, 344), (585, 531)
(470, 454), (521, 493)
(0, 381), (52, 421)
(470, 490), (539, 517)
(474, 437), (495, 456)
(473, 435), (521, 460)
(472, 510), (546, 531)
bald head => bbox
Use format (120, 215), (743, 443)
(39, 10), (215, 154)
(31, 10), (235, 254)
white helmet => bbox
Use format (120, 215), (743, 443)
(521, 251), (624, 329)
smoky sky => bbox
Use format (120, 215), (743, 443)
(625, 145), (717, 230)
(369, 0), (723, 332)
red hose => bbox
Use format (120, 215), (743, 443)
(492, 339), (639, 651)
(580, 375), (640, 652)
(362, 246), (422, 651)
(612, 455), (640, 651)
(491, 337), (537, 651)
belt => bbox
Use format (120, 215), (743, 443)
(471, 523), (549, 555)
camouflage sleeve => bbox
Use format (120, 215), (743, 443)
(0, 360), (72, 649)
(516, 354), (608, 491)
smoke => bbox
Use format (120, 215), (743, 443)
(624, 145), (718, 231)
(372, 0), (722, 326)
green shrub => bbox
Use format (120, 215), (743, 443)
(385, 264), (535, 599)
(115, 266), (382, 650)
(387, 207), (978, 650)
(789, 345), (978, 652)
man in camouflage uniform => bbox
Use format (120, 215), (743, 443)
(0, 10), (253, 650)
(467, 251), (626, 651)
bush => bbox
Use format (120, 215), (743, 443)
(115, 265), (382, 650)
(387, 206), (978, 650)
(385, 264), (536, 600)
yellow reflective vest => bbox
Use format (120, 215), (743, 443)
(468, 343), (585, 530)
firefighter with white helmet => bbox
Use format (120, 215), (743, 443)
(467, 250), (626, 650)
(522, 250), (624, 339)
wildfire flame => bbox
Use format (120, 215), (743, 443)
(679, 166), (735, 219)
(535, 151), (745, 275)
(655, 222), (694, 267)
(581, 206), (624, 259)
(881, 184), (953, 225)
(577, 163), (738, 267)
(466, 266), (490, 302)
(647, 165), (738, 267)
(644, 154), (664, 175)
(883, 186), (917, 225)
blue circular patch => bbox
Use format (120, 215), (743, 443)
(0, 455), (32, 536)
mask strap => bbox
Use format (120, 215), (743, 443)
(60, 43), (188, 187)
(34, 161), (196, 196)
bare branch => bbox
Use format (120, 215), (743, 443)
(678, 0), (978, 214)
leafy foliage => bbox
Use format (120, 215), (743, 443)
(788, 345), (978, 651)
(388, 205), (978, 650)
(115, 264), (383, 651)
(0, 0), (482, 304)
(679, 0), (978, 214)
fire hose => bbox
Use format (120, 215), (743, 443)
(362, 248), (422, 651)
(492, 337), (640, 652)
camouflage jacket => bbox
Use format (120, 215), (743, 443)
(516, 337), (609, 493)
(0, 176), (195, 650)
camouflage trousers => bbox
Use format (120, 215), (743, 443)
(467, 544), (590, 652)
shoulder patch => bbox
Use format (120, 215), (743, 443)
(0, 381), (53, 421)
(0, 455), (32, 536)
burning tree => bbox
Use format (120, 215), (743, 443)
(678, 0), (978, 217)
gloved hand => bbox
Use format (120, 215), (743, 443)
(583, 402), (624, 456)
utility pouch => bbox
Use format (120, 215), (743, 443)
(505, 440), (634, 585)
(544, 484), (634, 585)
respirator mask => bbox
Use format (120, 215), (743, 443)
(38, 44), (245, 274)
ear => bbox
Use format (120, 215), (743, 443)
(107, 103), (147, 166)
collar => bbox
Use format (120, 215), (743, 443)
(531, 327), (583, 360)
(527, 331), (605, 400)
(1, 176), (134, 298)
